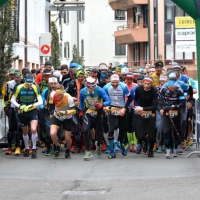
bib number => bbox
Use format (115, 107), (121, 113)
(166, 110), (178, 118)
(141, 111), (155, 118)
(86, 109), (97, 117)
(111, 107), (121, 116)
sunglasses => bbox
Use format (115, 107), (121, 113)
(61, 72), (67, 74)
(86, 82), (96, 88)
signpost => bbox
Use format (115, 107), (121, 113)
(171, 0), (200, 157)
(39, 33), (51, 57)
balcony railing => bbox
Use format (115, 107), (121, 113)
(126, 59), (195, 68)
(117, 23), (148, 31)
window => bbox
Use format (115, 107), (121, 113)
(64, 11), (69, 24)
(185, 52), (193, 59)
(134, 43), (140, 61)
(59, 14), (61, 25)
(115, 40), (126, 56)
(154, 45), (158, 60)
(165, 44), (172, 60)
(165, 22), (173, 33)
(79, 10), (84, 22)
(81, 40), (84, 56)
(64, 42), (70, 58)
(176, 6), (184, 16)
(60, 43), (62, 59)
(144, 42), (149, 62)
(165, 5), (173, 20)
(115, 11), (126, 20)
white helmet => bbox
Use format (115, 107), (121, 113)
(121, 68), (129, 75)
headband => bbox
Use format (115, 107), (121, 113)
(56, 89), (64, 94)
(143, 77), (152, 83)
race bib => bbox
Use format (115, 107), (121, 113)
(111, 107), (121, 116)
(86, 96), (99, 110)
(56, 115), (66, 121)
(141, 111), (155, 118)
(86, 109), (97, 117)
(166, 110), (178, 118)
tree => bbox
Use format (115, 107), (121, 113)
(72, 44), (85, 67)
(51, 21), (61, 70)
(0, 0), (19, 94)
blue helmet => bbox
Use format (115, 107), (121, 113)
(69, 62), (78, 68)
(77, 64), (83, 69)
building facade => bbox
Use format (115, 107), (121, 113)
(51, 0), (127, 68)
(12, 0), (50, 71)
(109, 0), (197, 78)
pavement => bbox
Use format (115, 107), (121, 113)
(0, 145), (200, 200)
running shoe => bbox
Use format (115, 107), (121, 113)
(165, 148), (171, 159)
(21, 148), (25, 155)
(136, 144), (142, 154)
(29, 148), (33, 155)
(157, 145), (163, 153)
(95, 141), (102, 156)
(84, 151), (93, 160)
(148, 148), (154, 157)
(5, 148), (12, 155)
(14, 147), (21, 155)
(173, 148), (178, 157)
(132, 144), (137, 153)
(105, 145), (111, 154)
(11, 144), (16, 152)
(42, 147), (47, 153)
(177, 145), (183, 154)
(54, 145), (61, 157)
(121, 145), (127, 156)
(153, 143), (157, 152)
(32, 149), (37, 159)
(114, 142), (120, 152)
(90, 143), (96, 150)
(101, 143), (107, 151)
(70, 146), (76, 153)
(180, 143), (186, 149)
(81, 145), (85, 152)
(65, 149), (71, 158)
(24, 149), (29, 157)
(108, 150), (116, 159)
(45, 149), (51, 156)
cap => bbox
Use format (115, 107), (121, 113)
(155, 61), (164, 68)
(8, 68), (15, 74)
(173, 66), (181, 71)
(143, 76), (153, 83)
(44, 61), (52, 66)
(168, 72), (177, 80)
(86, 77), (96, 88)
(49, 77), (58, 83)
(137, 75), (144, 81)
(126, 73), (133, 79)
(121, 68), (129, 75)
(159, 74), (167, 81)
(168, 80), (177, 87)
(111, 74), (120, 82)
(24, 77), (34, 83)
(53, 70), (61, 78)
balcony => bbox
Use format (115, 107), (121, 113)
(108, 0), (148, 10)
(114, 23), (148, 44)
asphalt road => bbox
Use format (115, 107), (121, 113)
(0, 146), (200, 200)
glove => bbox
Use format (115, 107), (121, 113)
(19, 105), (26, 111)
(165, 106), (172, 112)
(171, 105), (179, 110)
(56, 110), (67, 117)
(95, 102), (103, 110)
(23, 105), (33, 112)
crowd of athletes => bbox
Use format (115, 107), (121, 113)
(1, 60), (197, 160)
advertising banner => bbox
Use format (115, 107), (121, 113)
(175, 17), (195, 28)
(175, 29), (196, 40)
(176, 41), (196, 52)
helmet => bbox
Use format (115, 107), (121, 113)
(121, 68), (129, 75)
(117, 63), (128, 68)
